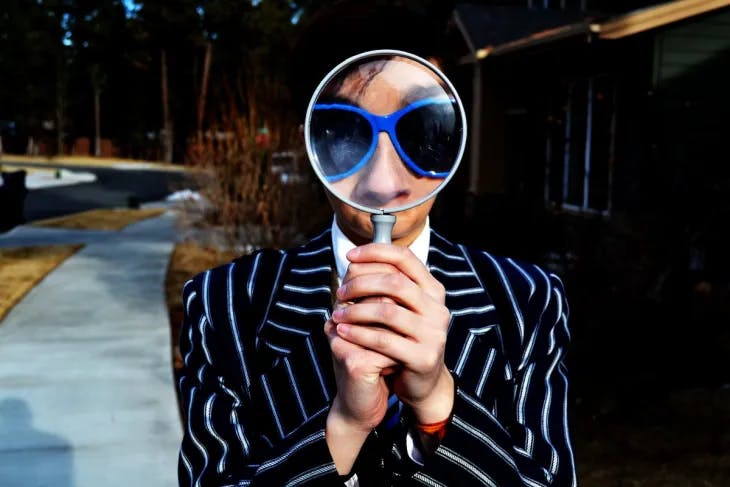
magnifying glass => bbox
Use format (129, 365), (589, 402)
(304, 49), (467, 244)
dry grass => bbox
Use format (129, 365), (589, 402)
(0, 164), (53, 175)
(0, 154), (188, 172)
(31, 208), (166, 231)
(0, 244), (84, 322)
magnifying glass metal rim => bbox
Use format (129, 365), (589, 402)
(303, 48), (468, 215)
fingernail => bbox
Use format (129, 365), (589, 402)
(336, 285), (346, 299)
(332, 308), (344, 320)
(336, 323), (350, 335)
(346, 247), (360, 260)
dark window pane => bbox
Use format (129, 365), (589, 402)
(566, 79), (587, 206)
(589, 78), (613, 211)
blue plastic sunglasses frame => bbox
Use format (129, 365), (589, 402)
(312, 97), (456, 182)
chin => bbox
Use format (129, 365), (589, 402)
(338, 210), (373, 244)
(391, 220), (423, 244)
(332, 198), (434, 246)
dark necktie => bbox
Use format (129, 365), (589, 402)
(383, 393), (403, 430)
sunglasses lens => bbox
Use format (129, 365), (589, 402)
(310, 108), (373, 179)
(395, 102), (461, 175)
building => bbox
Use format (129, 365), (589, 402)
(435, 0), (730, 401)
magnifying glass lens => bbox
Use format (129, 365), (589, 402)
(305, 51), (467, 232)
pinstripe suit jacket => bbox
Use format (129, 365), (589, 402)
(178, 227), (576, 486)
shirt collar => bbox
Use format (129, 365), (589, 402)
(331, 216), (430, 283)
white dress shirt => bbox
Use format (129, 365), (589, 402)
(331, 216), (430, 284)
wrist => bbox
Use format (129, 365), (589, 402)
(411, 366), (455, 424)
(326, 401), (372, 475)
(326, 397), (373, 438)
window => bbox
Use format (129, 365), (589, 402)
(546, 76), (615, 215)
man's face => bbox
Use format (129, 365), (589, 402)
(310, 55), (461, 246)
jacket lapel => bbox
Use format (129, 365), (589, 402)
(253, 230), (338, 440)
(429, 230), (507, 395)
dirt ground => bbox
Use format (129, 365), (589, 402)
(574, 387), (730, 486)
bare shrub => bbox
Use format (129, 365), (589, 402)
(183, 98), (328, 252)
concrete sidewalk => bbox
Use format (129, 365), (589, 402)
(0, 210), (183, 486)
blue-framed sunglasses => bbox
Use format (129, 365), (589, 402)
(310, 97), (462, 182)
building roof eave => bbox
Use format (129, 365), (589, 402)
(476, 21), (592, 60)
(456, 0), (730, 64)
(593, 0), (730, 40)
(453, 4), (593, 64)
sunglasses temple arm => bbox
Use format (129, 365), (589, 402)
(371, 213), (396, 244)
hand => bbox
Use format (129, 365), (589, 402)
(324, 279), (399, 473)
(331, 243), (454, 424)
(324, 317), (395, 432)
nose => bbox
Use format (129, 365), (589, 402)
(350, 132), (411, 208)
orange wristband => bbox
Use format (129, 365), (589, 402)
(416, 417), (449, 441)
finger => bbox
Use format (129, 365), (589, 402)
(347, 244), (426, 282)
(332, 298), (351, 310)
(332, 302), (416, 339)
(343, 262), (400, 283)
(337, 272), (431, 313)
(347, 244), (444, 301)
(337, 263), (401, 308)
(332, 291), (395, 310)
(337, 263), (401, 307)
(335, 322), (423, 369)
(324, 319), (338, 339)
(325, 320), (398, 370)
(331, 337), (399, 373)
(381, 365), (401, 376)
(334, 294), (397, 309)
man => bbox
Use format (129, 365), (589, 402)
(178, 3), (576, 485)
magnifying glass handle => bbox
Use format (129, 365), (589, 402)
(371, 213), (396, 244)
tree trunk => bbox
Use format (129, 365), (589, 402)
(94, 85), (101, 157)
(196, 41), (213, 151)
(161, 49), (173, 163)
(56, 58), (65, 155)
(90, 65), (105, 157)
